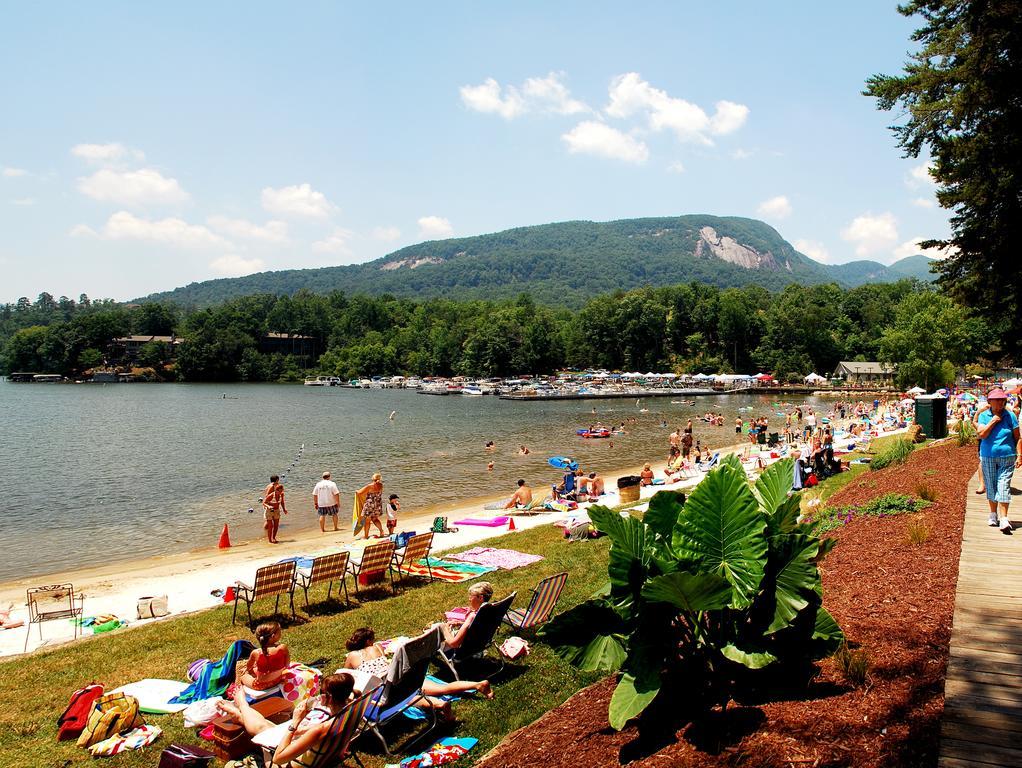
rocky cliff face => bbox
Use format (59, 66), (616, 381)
(695, 226), (790, 271)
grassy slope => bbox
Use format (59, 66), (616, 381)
(1, 526), (608, 768)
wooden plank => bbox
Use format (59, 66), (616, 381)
(940, 738), (1022, 765)
(942, 720), (1022, 749)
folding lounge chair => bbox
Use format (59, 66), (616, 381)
(696, 453), (720, 472)
(295, 551), (350, 608)
(391, 532), (434, 585)
(363, 627), (443, 756)
(25, 583), (84, 652)
(232, 561), (297, 625)
(504, 572), (567, 631)
(346, 541), (396, 597)
(439, 591), (517, 681)
(262, 682), (379, 768)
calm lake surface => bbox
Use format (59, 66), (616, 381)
(0, 382), (835, 581)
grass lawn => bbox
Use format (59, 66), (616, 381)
(0, 525), (609, 768)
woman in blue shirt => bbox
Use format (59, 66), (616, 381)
(976, 388), (1022, 531)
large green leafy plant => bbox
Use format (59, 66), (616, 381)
(540, 456), (843, 729)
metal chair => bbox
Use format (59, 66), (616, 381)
(295, 551), (350, 608)
(232, 561), (297, 625)
(439, 591), (516, 681)
(504, 572), (567, 631)
(346, 541), (396, 596)
(26, 583), (84, 651)
(391, 533), (434, 585)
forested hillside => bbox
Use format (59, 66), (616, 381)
(142, 215), (936, 308)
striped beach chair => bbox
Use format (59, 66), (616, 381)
(232, 561), (297, 625)
(295, 551), (350, 608)
(392, 533), (434, 585)
(503, 572), (568, 631)
(346, 541), (396, 596)
(268, 682), (379, 768)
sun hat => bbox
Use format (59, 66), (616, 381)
(987, 387), (1009, 400)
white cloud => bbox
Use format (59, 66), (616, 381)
(207, 215), (288, 244)
(77, 168), (189, 206)
(209, 254), (266, 276)
(417, 216), (454, 239)
(892, 237), (954, 261)
(605, 73), (748, 144)
(667, 161), (685, 174)
(911, 196), (935, 209)
(78, 211), (231, 249)
(2, 167), (28, 177)
(70, 142), (145, 165)
(460, 72), (588, 119)
(372, 226), (402, 241)
(756, 195), (792, 220)
(562, 121), (649, 163)
(794, 238), (832, 264)
(10, 197), (36, 206)
(261, 183), (334, 218)
(905, 162), (935, 189)
(312, 227), (355, 254)
(840, 212), (899, 257)
(731, 148), (754, 160)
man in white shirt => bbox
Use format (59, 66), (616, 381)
(312, 471), (341, 533)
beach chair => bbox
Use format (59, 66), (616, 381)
(363, 627), (443, 756)
(232, 561), (297, 626)
(294, 551), (350, 609)
(261, 682), (378, 768)
(438, 591), (517, 681)
(391, 532), (434, 585)
(25, 583), (84, 652)
(696, 452), (720, 472)
(504, 572), (567, 631)
(346, 541), (397, 596)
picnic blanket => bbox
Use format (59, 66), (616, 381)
(403, 558), (497, 583)
(446, 547), (544, 570)
(453, 516), (509, 527)
(391, 737), (479, 768)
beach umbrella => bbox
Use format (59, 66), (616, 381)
(906, 386), (926, 395)
(958, 392), (977, 402)
(1002, 377), (1022, 388)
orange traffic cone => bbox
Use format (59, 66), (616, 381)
(218, 524), (231, 549)
(507, 517), (516, 532)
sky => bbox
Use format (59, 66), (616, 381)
(0, 1), (950, 303)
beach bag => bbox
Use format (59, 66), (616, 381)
(158, 742), (216, 768)
(806, 473), (819, 487)
(76, 691), (145, 748)
(499, 636), (531, 660)
(56, 683), (105, 741)
(394, 530), (416, 548)
(431, 516), (448, 533)
(181, 697), (225, 729)
(136, 595), (170, 619)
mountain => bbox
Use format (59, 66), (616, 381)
(142, 215), (936, 308)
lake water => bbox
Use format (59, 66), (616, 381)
(0, 382), (835, 581)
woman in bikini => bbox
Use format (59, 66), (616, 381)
(238, 621), (290, 691)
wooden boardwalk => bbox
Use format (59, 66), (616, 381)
(939, 471), (1022, 768)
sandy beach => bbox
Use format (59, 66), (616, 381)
(1, 412), (899, 659)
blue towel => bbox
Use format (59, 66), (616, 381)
(170, 639), (254, 704)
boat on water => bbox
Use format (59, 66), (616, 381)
(303, 376), (331, 386)
(461, 384), (483, 396)
(577, 428), (612, 439)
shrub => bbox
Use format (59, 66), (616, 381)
(956, 419), (977, 447)
(541, 456), (844, 729)
(869, 438), (914, 470)
(834, 643), (870, 687)
(906, 516), (929, 545)
(805, 493), (930, 533)
(915, 483), (939, 502)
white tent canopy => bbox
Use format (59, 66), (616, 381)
(804, 372), (827, 383)
(1002, 377), (1022, 388)
(906, 386), (926, 394)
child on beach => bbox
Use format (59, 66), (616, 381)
(387, 494), (400, 535)
(238, 621), (290, 691)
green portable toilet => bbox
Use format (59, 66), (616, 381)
(914, 395), (947, 439)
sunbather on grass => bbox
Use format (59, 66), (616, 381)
(217, 672), (354, 767)
(237, 621), (290, 691)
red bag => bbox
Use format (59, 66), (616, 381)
(806, 474), (819, 487)
(56, 683), (105, 741)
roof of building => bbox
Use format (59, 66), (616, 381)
(834, 361), (893, 374)
(112, 335), (178, 344)
(264, 332), (314, 340)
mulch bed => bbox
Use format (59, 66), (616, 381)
(478, 440), (976, 768)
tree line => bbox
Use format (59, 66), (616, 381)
(0, 279), (991, 388)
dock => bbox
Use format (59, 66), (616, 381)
(938, 472), (1022, 767)
(498, 389), (716, 401)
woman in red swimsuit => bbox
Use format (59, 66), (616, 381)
(238, 621), (290, 690)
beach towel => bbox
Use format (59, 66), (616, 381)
(401, 559), (496, 583)
(170, 640), (254, 705)
(112, 679), (189, 714)
(482, 498), (512, 511)
(352, 492), (365, 533)
(446, 547), (544, 570)
(452, 516), (509, 527)
(88, 724), (162, 757)
(396, 737), (479, 768)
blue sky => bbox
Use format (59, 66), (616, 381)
(0, 1), (949, 302)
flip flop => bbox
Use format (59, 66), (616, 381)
(976, 488), (986, 494)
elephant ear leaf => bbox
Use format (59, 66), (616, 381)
(766, 533), (821, 633)
(539, 600), (629, 672)
(754, 458), (794, 517)
(589, 505), (650, 597)
(673, 463), (768, 608)
(644, 490), (686, 540)
(609, 672), (660, 730)
(810, 606), (845, 656)
(721, 643), (777, 669)
(641, 571), (732, 613)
